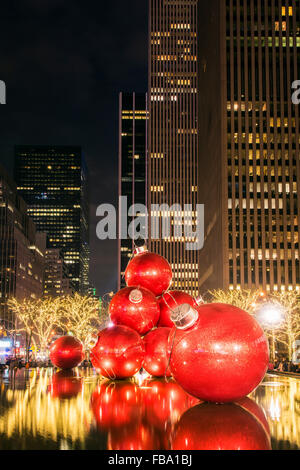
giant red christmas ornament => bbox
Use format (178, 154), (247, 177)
(109, 286), (160, 335)
(49, 370), (83, 399)
(143, 328), (172, 377)
(158, 291), (197, 328)
(49, 335), (84, 370)
(125, 247), (172, 297)
(90, 325), (145, 379)
(169, 303), (269, 403)
(172, 402), (271, 450)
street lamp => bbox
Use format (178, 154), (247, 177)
(256, 302), (285, 362)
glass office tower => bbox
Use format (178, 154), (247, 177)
(14, 145), (89, 294)
(118, 93), (148, 289)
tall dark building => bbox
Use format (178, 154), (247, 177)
(44, 248), (73, 297)
(0, 165), (45, 329)
(14, 146), (89, 294)
(148, 0), (200, 296)
(118, 93), (148, 289)
(198, 0), (300, 293)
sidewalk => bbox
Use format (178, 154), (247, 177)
(268, 370), (300, 379)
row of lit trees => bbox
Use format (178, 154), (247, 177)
(7, 293), (110, 360)
(6, 288), (300, 363)
(210, 288), (300, 362)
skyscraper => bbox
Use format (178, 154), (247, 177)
(198, 0), (300, 293)
(14, 146), (90, 294)
(0, 165), (45, 329)
(148, 0), (199, 296)
(44, 248), (73, 297)
(118, 92), (148, 289)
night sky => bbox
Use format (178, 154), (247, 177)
(0, 0), (148, 295)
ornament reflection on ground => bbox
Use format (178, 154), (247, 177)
(0, 370), (299, 449)
(172, 400), (272, 450)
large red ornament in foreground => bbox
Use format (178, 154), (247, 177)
(109, 286), (160, 335)
(143, 328), (172, 377)
(90, 325), (145, 379)
(49, 335), (84, 370)
(158, 291), (196, 328)
(125, 247), (172, 297)
(172, 402), (271, 450)
(169, 303), (269, 403)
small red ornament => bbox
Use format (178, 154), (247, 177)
(172, 402), (271, 450)
(49, 370), (82, 399)
(109, 286), (160, 335)
(49, 335), (84, 370)
(125, 247), (172, 297)
(158, 291), (196, 328)
(169, 303), (269, 403)
(143, 327), (172, 377)
(90, 325), (145, 379)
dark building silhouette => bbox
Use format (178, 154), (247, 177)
(44, 248), (73, 297)
(14, 146), (89, 294)
(118, 92), (148, 289)
(198, 0), (300, 293)
(0, 165), (45, 329)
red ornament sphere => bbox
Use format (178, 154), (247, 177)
(143, 328), (172, 377)
(49, 335), (84, 370)
(125, 249), (172, 297)
(158, 291), (196, 328)
(49, 370), (83, 399)
(90, 325), (145, 379)
(169, 303), (269, 403)
(172, 402), (271, 450)
(109, 286), (160, 335)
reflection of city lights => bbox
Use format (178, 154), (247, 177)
(269, 396), (281, 421)
(134, 370), (150, 387)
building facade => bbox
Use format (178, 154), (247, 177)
(198, 0), (300, 293)
(0, 165), (45, 329)
(148, 0), (200, 296)
(118, 92), (148, 289)
(44, 248), (73, 297)
(14, 146), (90, 294)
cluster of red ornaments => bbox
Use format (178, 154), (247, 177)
(91, 247), (176, 379)
(50, 246), (270, 404)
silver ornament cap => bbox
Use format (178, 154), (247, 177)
(129, 289), (143, 304)
(194, 296), (205, 306)
(170, 303), (199, 330)
(133, 245), (148, 256)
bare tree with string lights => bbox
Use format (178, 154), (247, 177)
(209, 288), (263, 314)
(7, 297), (62, 360)
(57, 293), (102, 350)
